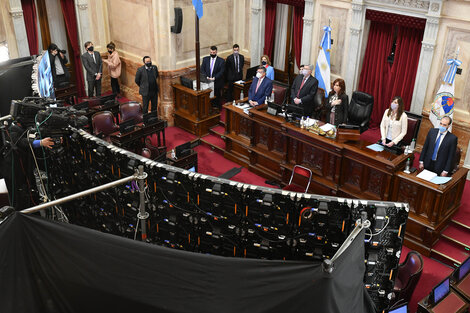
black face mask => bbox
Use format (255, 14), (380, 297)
(88, 46), (94, 52)
(108, 50), (113, 54)
(210, 54), (217, 58)
(145, 62), (152, 67)
(261, 61), (267, 65)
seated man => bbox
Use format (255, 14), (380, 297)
(419, 116), (458, 177)
(248, 66), (273, 109)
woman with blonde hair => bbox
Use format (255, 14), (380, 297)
(103, 41), (121, 96)
(260, 55), (274, 80)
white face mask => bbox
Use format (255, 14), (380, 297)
(391, 102), (398, 110)
(301, 69), (309, 76)
(256, 72), (262, 79)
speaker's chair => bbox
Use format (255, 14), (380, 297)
(347, 91), (374, 133)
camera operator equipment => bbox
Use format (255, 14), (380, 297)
(48, 43), (70, 88)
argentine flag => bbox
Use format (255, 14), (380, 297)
(315, 26), (331, 97)
(192, 0), (203, 19)
(429, 56), (461, 132)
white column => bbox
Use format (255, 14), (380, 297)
(250, 0), (263, 67)
(300, 0), (315, 66)
(410, 0), (442, 114)
(152, 0), (174, 70)
(9, 0), (30, 57)
(344, 0), (365, 96)
(75, 0), (91, 90)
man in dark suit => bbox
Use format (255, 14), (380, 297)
(201, 45), (225, 107)
(135, 56), (159, 114)
(248, 66), (273, 108)
(225, 44), (244, 102)
(290, 64), (319, 117)
(419, 116), (458, 176)
(81, 41), (102, 97)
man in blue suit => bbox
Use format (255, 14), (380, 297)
(248, 66), (273, 108)
(201, 45), (225, 107)
(419, 116), (458, 176)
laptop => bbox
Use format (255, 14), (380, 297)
(452, 256), (470, 301)
(429, 277), (450, 306)
(387, 303), (407, 313)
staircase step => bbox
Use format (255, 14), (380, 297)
(209, 125), (225, 137)
(452, 208), (470, 230)
(431, 239), (470, 267)
(441, 224), (470, 249)
(200, 134), (225, 154)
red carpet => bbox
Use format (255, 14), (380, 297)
(201, 133), (225, 150)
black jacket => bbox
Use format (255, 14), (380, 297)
(49, 53), (70, 81)
(326, 93), (349, 126)
(201, 56), (225, 88)
(81, 51), (103, 81)
(135, 65), (159, 96)
(419, 128), (458, 174)
(225, 53), (244, 82)
(290, 75), (319, 117)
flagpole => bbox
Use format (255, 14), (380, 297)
(195, 13), (201, 91)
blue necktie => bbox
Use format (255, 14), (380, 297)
(432, 133), (442, 161)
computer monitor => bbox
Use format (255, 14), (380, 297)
(119, 118), (136, 134)
(430, 277), (450, 306)
(387, 303), (407, 313)
(245, 66), (258, 81)
(285, 103), (304, 119)
(266, 101), (282, 116)
(457, 256), (470, 282)
(175, 141), (191, 158)
(180, 76), (193, 89)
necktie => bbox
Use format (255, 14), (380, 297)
(297, 77), (307, 97)
(210, 58), (215, 77)
(432, 133), (442, 161)
(236, 56), (239, 72)
(92, 53), (96, 64)
(255, 78), (262, 93)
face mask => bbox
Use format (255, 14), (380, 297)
(256, 72), (262, 78)
(439, 126), (447, 133)
(88, 46), (94, 52)
(108, 50), (113, 54)
(391, 102), (398, 110)
(301, 69), (309, 76)
(261, 61), (267, 65)
(210, 54), (217, 58)
(145, 62), (152, 67)
(233, 51), (239, 55)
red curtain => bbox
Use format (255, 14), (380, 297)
(358, 21), (394, 128)
(263, 1), (277, 60)
(385, 26), (424, 112)
(293, 6), (303, 68)
(60, 0), (85, 97)
(21, 0), (39, 55)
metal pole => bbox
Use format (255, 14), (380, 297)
(195, 13), (201, 91)
(137, 165), (149, 241)
(21, 173), (139, 214)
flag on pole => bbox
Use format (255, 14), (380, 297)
(429, 54), (461, 132)
(192, 0), (203, 19)
(315, 26), (332, 97)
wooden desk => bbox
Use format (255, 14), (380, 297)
(55, 83), (77, 105)
(111, 120), (167, 150)
(233, 80), (252, 101)
(224, 104), (468, 255)
(173, 83), (220, 136)
(392, 167), (468, 253)
(167, 150), (198, 171)
(418, 291), (469, 313)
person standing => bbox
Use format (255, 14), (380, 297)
(326, 78), (349, 126)
(248, 66), (273, 108)
(103, 41), (121, 96)
(225, 44), (244, 102)
(135, 56), (159, 114)
(419, 116), (458, 176)
(81, 41), (102, 97)
(290, 64), (318, 117)
(379, 96), (408, 147)
(48, 43), (70, 88)
(260, 55), (274, 81)
(201, 46), (225, 107)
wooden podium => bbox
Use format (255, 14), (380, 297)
(173, 83), (220, 137)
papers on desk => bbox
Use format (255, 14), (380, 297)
(416, 169), (452, 184)
(235, 103), (251, 109)
(320, 123), (335, 132)
(366, 143), (385, 152)
(235, 80), (245, 84)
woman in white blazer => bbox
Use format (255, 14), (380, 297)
(380, 96), (408, 147)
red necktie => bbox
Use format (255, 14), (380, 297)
(297, 76), (307, 97)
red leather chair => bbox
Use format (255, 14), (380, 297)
(141, 148), (152, 159)
(91, 111), (119, 142)
(145, 137), (167, 162)
(272, 83), (288, 105)
(401, 111), (422, 146)
(82, 97), (102, 109)
(393, 251), (423, 306)
(282, 165), (312, 193)
(120, 102), (143, 123)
